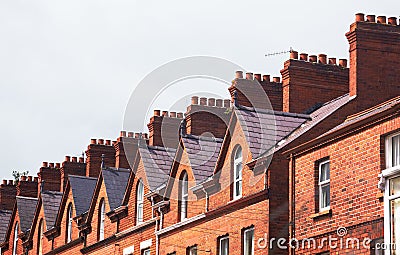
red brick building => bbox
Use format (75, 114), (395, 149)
(0, 12), (399, 255)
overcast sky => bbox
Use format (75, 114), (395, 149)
(0, 1), (399, 179)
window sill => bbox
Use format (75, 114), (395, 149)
(309, 209), (332, 219)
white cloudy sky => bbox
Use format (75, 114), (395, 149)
(0, 1), (398, 179)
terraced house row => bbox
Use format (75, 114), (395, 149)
(0, 12), (399, 255)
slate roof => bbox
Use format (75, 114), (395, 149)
(271, 94), (352, 154)
(69, 175), (97, 216)
(139, 146), (176, 191)
(0, 210), (12, 242)
(182, 135), (223, 184)
(41, 191), (63, 231)
(16, 196), (38, 233)
(322, 95), (400, 136)
(235, 106), (310, 158)
(102, 168), (131, 211)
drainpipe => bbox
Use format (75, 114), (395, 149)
(156, 207), (163, 255)
(203, 188), (209, 212)
(151, 196), (155, 218)
(289, 153), (296, 255)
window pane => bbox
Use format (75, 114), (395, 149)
(189, 246), (197, 255)
(235, 180), (242, 197)
(319, 162), (330, 182)
(235, 163), (242, 180)
(391, 197), (400, 255)
(390, 177), (400, 196)
(320, 184), (330, 209)
(244, 229), (254, 255)
(220, 238), (229, 255)
(393, 135), (400, 167)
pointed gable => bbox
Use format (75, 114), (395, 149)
(41, 191), (63, 230)
(16, 196), (38, 233)
(102, 167), (130, 211)
(69, 175), (97, 216)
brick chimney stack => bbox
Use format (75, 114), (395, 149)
(85, 139), (116, 178)
(114, 131), (145, 169)
(60, 156), (86, 191)
(17, 176), (38, 198)
(280, 51), (349, 114)
(37, 162), (61, 195)
(346, 14), (400, 110)
(147, 110), (183, 148)
(0, 180), (16, 211)
(185, 97), (231, 138)
(229, 72), (283, 111)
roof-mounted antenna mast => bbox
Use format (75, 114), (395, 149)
(265, 47), (293, 57)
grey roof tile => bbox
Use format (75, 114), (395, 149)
(235, 107), (309, 158)
(16, 196), (38, 233)
(139, 146), (176, 191)
(182, 135), (223, 184)
(69, 175), (97, 216)
(41, 191), (63, 231)
(102, 168), (130, 211)
(0, 210), (12, 242)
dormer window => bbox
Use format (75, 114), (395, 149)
(98, 199), (105, 241)
(180, 171), (188, 221)
(234, 146), (243, 200)
(66, 203), (73, 243)
(136, 179), (144, 224)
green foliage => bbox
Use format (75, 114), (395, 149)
(12, 170), (29, 184)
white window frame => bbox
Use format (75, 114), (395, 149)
(219, 236), (229, 255)
(66, 203), (73, 243)
(383, 132), (400, 255)
(12, 222), (18, 255)
(180, 172), (188, 221)
(137, 180), (144, 224)
(38, 219), (43, 255)
(243, 228), (254, 255)
(318, 160), (330, 212)
(233, 147), (243, 200)
(141, 249), (150, 255)
(188, 245), (197, 255)
(99, 199), (105, 241)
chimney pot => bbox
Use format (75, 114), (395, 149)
(355, 13), (365, 22)
(339, 59), (348, 67)
(366, 15), (376, 22)
(299, 53), (308, 61)
(143, 133), (149, 139)
(49, 163), (54, 168)
(2, 180), (6, 185)
(98, 139), (104, 145)
(90, 139), (97, 144)
(245, 72), (253, 80)
(235, 71), (243, 79)
(162, 111), (168, 117)
(191, 96), (199, 105)
(65, 156), (71, 162)
(127, 132), (134, 138)
(208, 98), (216, 106)
(273, 77), (281, 83)
(177, 112), (184, 118)
(309, 55), (317, 63)
(21, 176), (27, 181)
(262, 75), (270, 82)
(135, 133), (140, 138)
(328, 58), (337, 65)
(34, 177), (38, 182)
(388, 17), (398, 25)
(200, 97), (207, 106)
(72, 157), (77, 163)
(42, 162), (49, 167)
(105, 140), (111, 146)
(216, 99), (223, 107)
(154, 110), (161, 116)
(56, 163), (61, 168)
(254, 74), (262, 82)
(223, 99), (231, 108)
(377, 16), (387, 24)
(8, 180), (13, 185)
(318, 54), (327, 64)
(290, 51), (299, 60)
(120, 131), (127, 137)
(28, 176), (33, 182)
(79, 157), (84, 163)
(170, 111), (177, 117)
